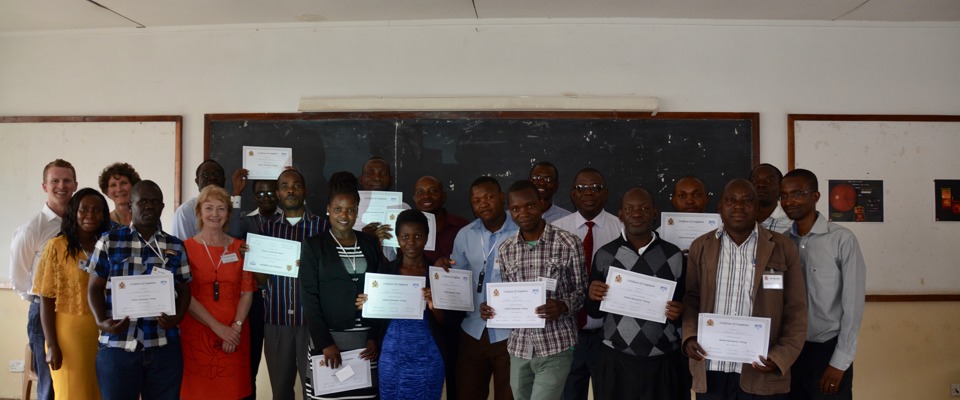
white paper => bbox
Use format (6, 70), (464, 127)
(242, 146), (292, 180)
(383, 210), (437, 252)
(599, 266), (676, 324)
(697, 313), (771, 364)
(362, 272), (426, 320)
(310, 349), (372, 396)
(428, 267), (474, 312)
(354, 191), (403, 230)
(243, 233), (301, 278)
(110, 274), (176, 319)
(486, 282), (546, 329)
(659, 212), (721, 250)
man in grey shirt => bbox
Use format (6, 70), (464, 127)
(780, 169), (865, 399)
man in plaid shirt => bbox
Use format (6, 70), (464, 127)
(482, 179), (586, 400)
(88, 180), (192, 400)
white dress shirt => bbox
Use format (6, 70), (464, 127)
(553, 209), (623, 330)
(9, 204), (62, 300)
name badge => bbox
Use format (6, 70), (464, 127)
(78, 259), (89, 271)
(493, 261), (501, 271)
(152, 267), (173, 276)
(762, 272), (784, 290)
(221, 253), (240, 263)
(537, 277), (558, 291)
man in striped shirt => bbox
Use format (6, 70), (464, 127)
(681, 179), (807, 399)
(259, 169), (328, 400)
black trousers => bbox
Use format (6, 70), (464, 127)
(788, 338), (853, 400)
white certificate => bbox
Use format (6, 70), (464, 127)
(381, 209), (437, 252)
(486, 282), (546, 329)
(354, 190), (403, 230)
(362, 272), (426, 320)
(599, 266), (676, 323)
(310, 349), (372, 396)
(110, 274), (176, 319)
(243, 233), (301, 278)
(242, 146), (292, 180)
(428, 267), (474, 312)
(697, 313), (771, 364)
(660, 212), (721, 250)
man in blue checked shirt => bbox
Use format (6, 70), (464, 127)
(88, 180), (192, 400)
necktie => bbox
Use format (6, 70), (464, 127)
(577, 221), (596, 329)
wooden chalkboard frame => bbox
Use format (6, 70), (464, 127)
(789, 114), (960, 302)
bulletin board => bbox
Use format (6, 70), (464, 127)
(789, 114), (960, 301)
(0, 116), (182, 288)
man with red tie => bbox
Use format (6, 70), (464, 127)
(552, 168), (623, 400)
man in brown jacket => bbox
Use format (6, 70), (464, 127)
(682, 179), (807, 399)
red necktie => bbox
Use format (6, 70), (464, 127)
(577, 221), (596, 329)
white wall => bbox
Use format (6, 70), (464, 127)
(1, 18), (959, 399)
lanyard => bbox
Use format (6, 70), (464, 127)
(201, 238), (228, 301)
(477, 232), (497, 293)
(330, 230), (358, 274)
(137, 232), (167, 271)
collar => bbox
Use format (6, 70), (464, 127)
(247, 207), (283, 217)
(769, 202), (789, 220)
(280, 209), (315, 225)
(810, 211), (830, 234)
(514, 220), (554, 246)
(41, 202), (61, 221)
(572, 209), (611, 228)
(469, 213), (518, 235)
(715, 222), (760, 240)
(129, 224), (166, 242)
(619, 229), (658, 254)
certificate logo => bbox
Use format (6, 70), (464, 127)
(118, 282), (126, 289)
(659, 286), (667, 292)
(493, 289), (500, 297)
(615, 275), (622, 283)
(708, 220), (717, 226)
(755, 324), (763, 330)
(249, 150), (255, 156)
(412, 283), (420, 288)
(372, 280), (379, 288)
(532, 288), (540, 294)
(667, 218), (675, 225)
(706, 319), (715, 327)
(389, 213), (396, 221)
(286, 265), (292, 271)
(433, 272), (440, 280)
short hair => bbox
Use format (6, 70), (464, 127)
(507, 179), (540, 200)
(470, 176), (502, 192)
(195, 185), (233, 232)
(278, 169), (306, 188)
(395, 209), (430, 236)
(98, 162), (142, 194)
(131, 180), (162, 201)
(42, 159), (76, 182)
(195, 159), (224, 177)
(752, 163), (784, 182)
(328, 171), (360, 204)
(574, 167), (605, 183)
(783, 169), (819, 192)
(60, 188), (111, 258)
(530, 161), (559, 178)
(621, 186), (656, 209)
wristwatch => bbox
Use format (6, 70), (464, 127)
(234, 320), (243, 327)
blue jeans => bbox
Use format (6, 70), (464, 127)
(28, 300), (54, 400)
(96, 340), (183, 400)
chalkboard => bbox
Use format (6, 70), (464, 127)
(205, 112), (758, 222)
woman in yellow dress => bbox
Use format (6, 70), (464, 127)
(33, 188), (112, 399)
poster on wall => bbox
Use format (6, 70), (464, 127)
(828, 180), (884, 222)
(934, 180), (960, 221)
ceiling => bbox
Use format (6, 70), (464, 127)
(1, 0), (958, 32)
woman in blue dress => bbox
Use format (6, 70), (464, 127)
(359, 209), (445, 399)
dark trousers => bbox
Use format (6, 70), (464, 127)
(698, 372), (788, 400)
(560, 329), (601, 400)
(442, 311), (466, 400)
(788, 338), (853, 400)
(456, 329), (513, 400)
(244, 289), (266, 400)
(594, 345), (682, 400)
(96, 341), (184, 400)
(28, 300), (54, 400)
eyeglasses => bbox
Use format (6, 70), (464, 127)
(530, 176), (555, 184)
(574, 184), (605, 193)
(254, 191), (276, 199)
(779, 190), (814, 201)
(200, 171), (224, 179)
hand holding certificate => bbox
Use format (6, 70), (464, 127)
(110, 274), (176, 319)
(428, 267), (474, 312)
(696, 313), (771, 364)
(485, 282), (546, 329)
(311, 349), (372, 396)
(243, 233), (301, 278)
(599, 266), (676, 323)
(659, 212), (721, 250)
(362, 272), (426, 320)
(242, 146), (292, 180)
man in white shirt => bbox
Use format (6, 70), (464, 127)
(553, 168), (623, 400)
(9, 159), (78, 400)
(171, 159), (227, 240)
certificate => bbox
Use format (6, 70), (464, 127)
(659, 212), (721, 250)
(243, 233), (301, 278)
(697, 313), (771, 364)
(428, 267), (474, 312)
(110, 274), (176, 319)
(362, 272), (426, 320)
(354, 190), (403, 230)
(310, 349), (372, 396)
(599, 266), (676, 323)
(242, 146), (292, 180)
(382, 210), (437, 251)
(486, 282), (546, 329)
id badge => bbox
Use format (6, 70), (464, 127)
(493, 260), (501, 271)
(762, 272), (784, 290)
(221, 253), (240, 263)
(537, 277), (558, 291)
(78, 259), (89, 271)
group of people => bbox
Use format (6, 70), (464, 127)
(10, 155), (865, 400)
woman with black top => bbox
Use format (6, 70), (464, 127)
(299, 171), (383, 399)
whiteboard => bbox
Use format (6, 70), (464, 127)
(790, 115), (960, 295)
(0, 116), (181, 288)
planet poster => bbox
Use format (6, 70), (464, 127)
(828, 180), (884, 222)
(934, 180), (960, 221)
